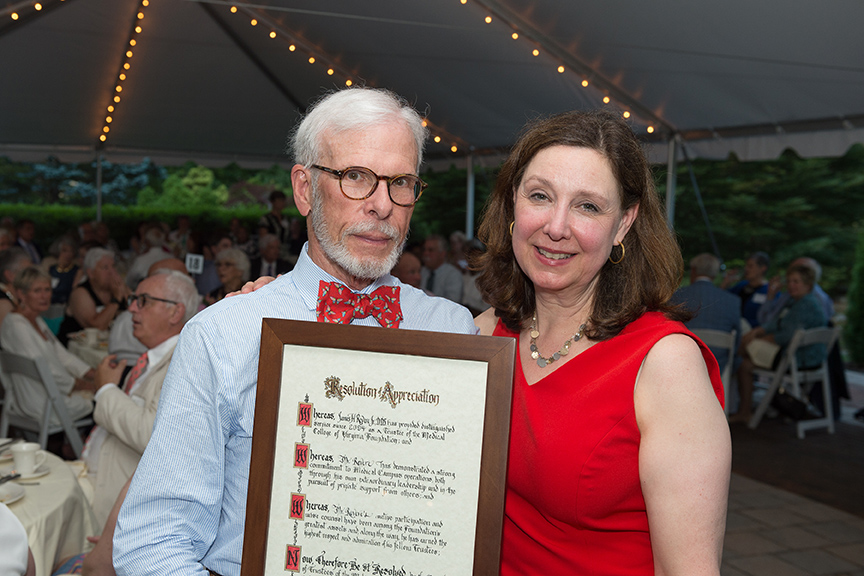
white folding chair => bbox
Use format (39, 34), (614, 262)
(0, 350), (93, 458)
(747, 327), (839, 438)
(691, 328), (737, 416)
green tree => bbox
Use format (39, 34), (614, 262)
(844, 228), (864, 365)
(138, 165), (228, 209)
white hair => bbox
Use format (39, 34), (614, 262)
(83, 247), (115, 271)
(291, 87), (428, 172)
(149, 269), (200, 324)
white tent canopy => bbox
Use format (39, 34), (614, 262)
(1, 0), (862, 169)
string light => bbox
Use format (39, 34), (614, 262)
(327, 68), (334, 75)
(230, 6), (237, 13)
(34, 3), (42, 10)
(434, 136), (441, 143)
(623, 111), (631, 119)
(11, 13), (18, 19)
(557, 65), (565, 73)
(269, 31), (276, 38)
(484, 16), (492, 23)
(308, 56), (315, 64)
(98, 0), (149, 146)
(532, 49), (539, 56)
(345, 79), (352, 86)
(581, 79), (589, 87)
(511, 32), (518, 40)
(603, 96), (610, 104)
(647, 126), (655, 134)
(421, 120), (428, 127)
(450, 145), (458, 153)
(289, 44), (296, 51)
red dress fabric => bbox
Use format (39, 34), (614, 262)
(495, 311), (724, 575)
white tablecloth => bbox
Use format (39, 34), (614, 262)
(5, 452), (96, 576)
(67, 339), (110, 369)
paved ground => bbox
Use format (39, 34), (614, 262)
(721, 371), (864, 575)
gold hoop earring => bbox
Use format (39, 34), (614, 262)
(609, 242), (625, 264)
(509, 221), (515, 236)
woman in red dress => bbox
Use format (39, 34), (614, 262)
(473, 110), (731, 575)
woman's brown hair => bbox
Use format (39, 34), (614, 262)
(471, 109), (687, 340)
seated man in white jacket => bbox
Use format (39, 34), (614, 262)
(84, 269), (199, 526)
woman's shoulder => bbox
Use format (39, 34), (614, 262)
(474, 307), (500, 336)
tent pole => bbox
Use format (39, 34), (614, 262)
(96, 153), (103, 222)
(665, 136), (678, 228)
(465, 154), (475, 240)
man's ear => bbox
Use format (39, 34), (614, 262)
(291, 165), (312, 217)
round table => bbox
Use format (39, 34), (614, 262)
(67, 338), (110, 369)
(4, 452), (96, 576)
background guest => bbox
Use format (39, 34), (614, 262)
(420, 234), (462, 303)
(722, 251), (772, 328)
(85, 269), (198, 526)
(48, 236), (83, 305)
(391, 251), (423, 289)
(0, 226), (15, 251)
(258, 190), (290, 259)
(672, 252), (742, 374)
(0, 266), (95, 425)
(58, 248), (128, 345)
(249, 234), (292, 279)
(205, 248), (249, 305)
(15, 219), (41, 265)
(734, 263), (828, 423)
(0, 247), (32, 329)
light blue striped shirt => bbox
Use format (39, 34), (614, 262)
(113, 245), (477, 576)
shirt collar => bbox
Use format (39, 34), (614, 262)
(291, 242), (397, 312)
(147, 334), (180, 368)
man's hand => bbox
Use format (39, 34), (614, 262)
(95, 354), (127, 388)
(226, 275), (278, 297)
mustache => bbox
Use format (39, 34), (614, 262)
(342, 220), (402, 243)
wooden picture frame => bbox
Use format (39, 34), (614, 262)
(241, 319), (515, 576)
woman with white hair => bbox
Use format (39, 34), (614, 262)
(57, 247), (129, 345)
(1, 266), (95, 424)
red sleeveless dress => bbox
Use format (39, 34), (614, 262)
(494, 312), (724, 575)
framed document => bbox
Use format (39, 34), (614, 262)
(242, 319), (515, 576)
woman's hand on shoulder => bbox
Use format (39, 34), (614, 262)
(636, 333), (731, 576)
(474, 307), (498, 336)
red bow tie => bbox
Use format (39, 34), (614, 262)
(316, 281), (402, 328)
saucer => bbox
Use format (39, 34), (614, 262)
(0, 439), (12, 462)
(0, 483), (25, 505)
(13, 465), (50, 480)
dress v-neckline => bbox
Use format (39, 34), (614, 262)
(517, 331), (604, 387)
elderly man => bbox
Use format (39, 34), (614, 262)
(420, 234), (463, 303)
(249, 233), (293, 279)
(671, 253), (741, 373)
(114, 88), (476, 576)
(84, 269), (198, 527)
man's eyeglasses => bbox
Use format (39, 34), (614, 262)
(128, 293), (178, 308)
(311, 165), (426, 207)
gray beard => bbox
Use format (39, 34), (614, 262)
(309, 183), (405, 281)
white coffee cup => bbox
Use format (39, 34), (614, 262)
(84, 327), (101, 346)
(11, 442), (46, 475)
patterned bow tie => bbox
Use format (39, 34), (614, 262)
(316, 281), (403, 328)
